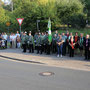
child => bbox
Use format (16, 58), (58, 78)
(16, 35), (21, 48)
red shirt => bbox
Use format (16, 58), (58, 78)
(75, 36), (78, 43)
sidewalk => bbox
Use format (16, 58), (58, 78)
(0, 49), (90, 71)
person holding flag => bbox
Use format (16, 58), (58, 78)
(46, 18), (52, 55)
(48, 18), (52, 44)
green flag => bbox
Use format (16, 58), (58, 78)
(48, 18), (52, 43)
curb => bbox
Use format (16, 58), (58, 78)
(0, 55), (44, 64)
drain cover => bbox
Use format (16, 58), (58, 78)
(39, 72), (55, 76)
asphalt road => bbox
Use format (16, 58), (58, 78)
(0, 58), (90, 90)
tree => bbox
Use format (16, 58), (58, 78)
(0, 0), (87, 33)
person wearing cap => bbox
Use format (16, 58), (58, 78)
(84, 34), (90, 60)
(36, 33), (42, 54)
(28, 31), (34, 53)
(40, 32), (45, 54)
(21, 32), (28, 52)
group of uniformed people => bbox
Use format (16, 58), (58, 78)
(21, 31), (51, 55)
(21, 30), (90, 60)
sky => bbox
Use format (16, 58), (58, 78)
(2, 0), (9, 3)
(2, 0), (10, 4)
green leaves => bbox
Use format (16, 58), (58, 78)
(0, 0), (88, 33)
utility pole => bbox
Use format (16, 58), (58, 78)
(11, 0), (13, 12)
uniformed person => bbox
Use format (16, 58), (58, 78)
(43, 32), (47, 53)
(34, 32), (38, 45)
(21, 32), (28, 52)
(40, 32), (45, 54)
(45, 32), (51, 55)
(28, 31), (34, 53)
(52, 34), (57, 53)
(36, 33), (42, 54)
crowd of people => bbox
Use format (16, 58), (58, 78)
(0, 30), (90, 60)
(0, 31), (21, 49)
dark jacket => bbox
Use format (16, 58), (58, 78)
(84, 38), (90, 48)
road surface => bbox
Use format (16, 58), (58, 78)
(0, 57), (90, 90)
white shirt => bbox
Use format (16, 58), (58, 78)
(3, 35), (8, 40)
(10, 35), (13, 41)
(16, 33), (20, 37)
(12, 35), (16, 41)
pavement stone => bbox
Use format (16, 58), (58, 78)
(0, 48), (90, 71)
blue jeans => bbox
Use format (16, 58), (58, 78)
(57, 44), (63, 55)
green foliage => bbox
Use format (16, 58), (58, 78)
(0, 0), (89, 33)
(0, 7), (10, 32)
(53, 28), (90, 36)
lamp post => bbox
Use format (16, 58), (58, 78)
(11, 1), (13, 12)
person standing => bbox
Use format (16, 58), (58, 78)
(40, 32), (45, 54)
(62, 33), (67, 56)
(21, 32), (28, 52)
(34, 32), (38, 49)
(74, 32), (79, 49)
(57, 35), (64, 57)
(84, 34), (90, 60)
(69, 32), (73, 40)
(43, 32), (47, 53)
(28, 31), (34, 53)
(16, 35), (21, 48)
(69, 36), (75, 57)
(78, 33), (85, 56)
(36, 33), (42, 54)
(52, 34), (57, 53)
(0, 34), (2, 48)
(10, 33), (13, 48)
(45, 32), (51, 55)
(3, 32), (8, 48)
(65, 30), (70, 54)
(12, 33), (16, 48)
(16, 31), (20, 48)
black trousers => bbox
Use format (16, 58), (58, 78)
(41, 44), (44, 53)
(22, 44), (27, 52)
(46, 44), (51, 55)
(37, 45), (43, 54)
(29, 44), (34, 53)
(43, 44), (47, 53)
(66, 42), (70, 54)
(52, 44), (57, 53)
(10, 41), (12, 48)
(62, 42), (66, 56)
(69, 47), (74, 57)
(85, 47), (90, 60)
(5, 40), (7, 48)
